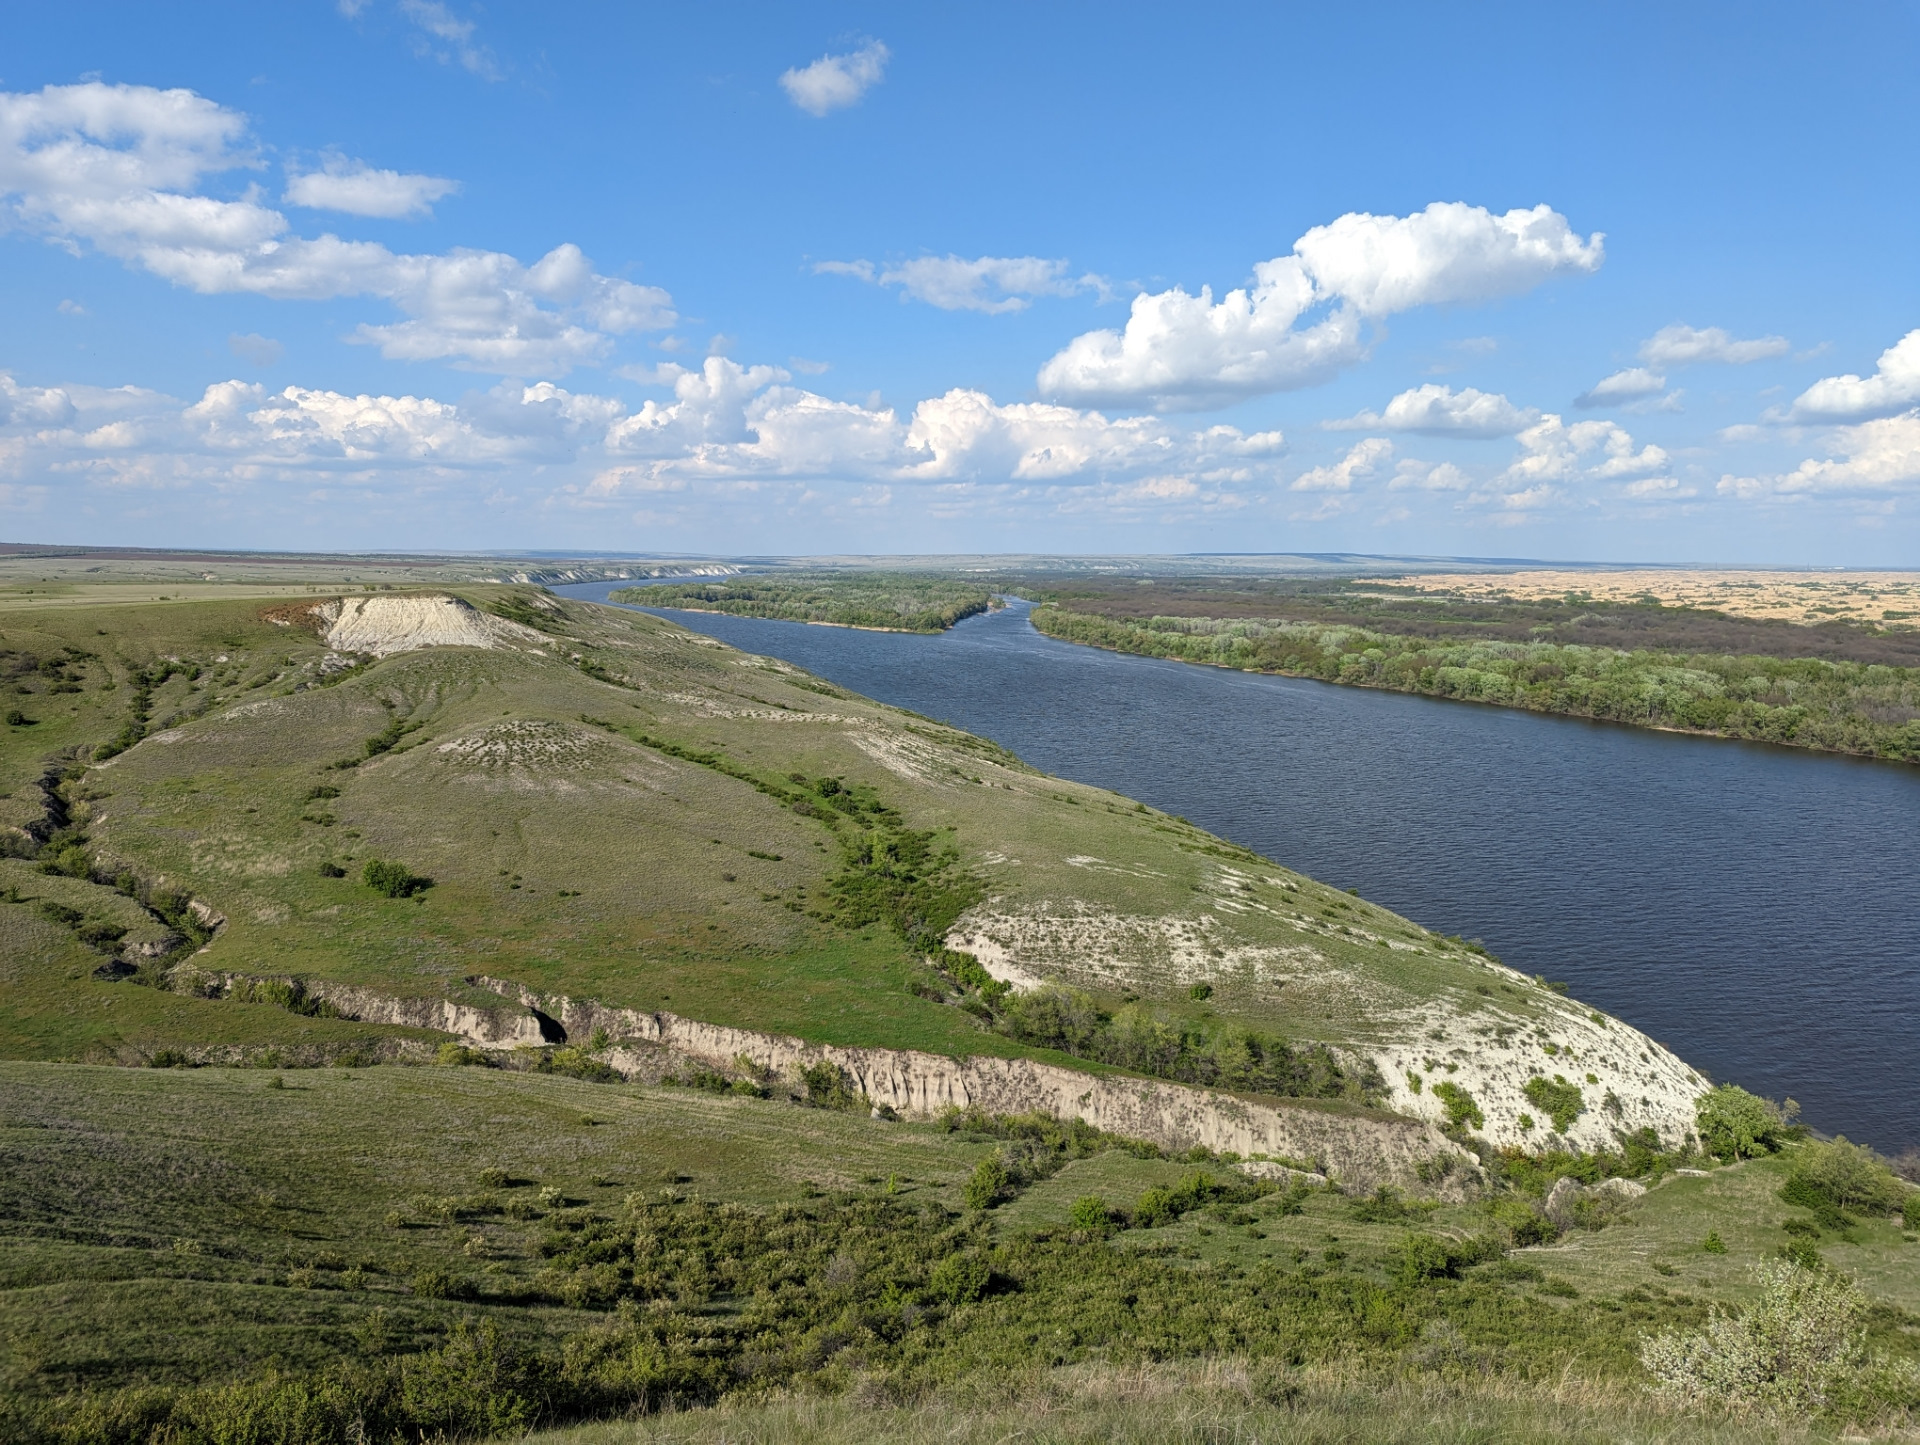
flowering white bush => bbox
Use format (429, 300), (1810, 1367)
(1641, 1259), (1864, 1411)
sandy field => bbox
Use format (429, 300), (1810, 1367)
(1383, 569), (1920, 625)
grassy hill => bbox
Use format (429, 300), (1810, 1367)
(1, 577), (1915, 1442)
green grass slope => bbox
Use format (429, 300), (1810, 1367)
(1, 1061), (1913, 1442)
(1, 583), (1702, 1150)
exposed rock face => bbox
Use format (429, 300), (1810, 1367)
(190, 971), (560, 1048)
(473, 976), (1475, 1194)
(1542, 1173), (1646, 1230)
(314, 595), (549, 658)
(192, 965), (1477, 1192)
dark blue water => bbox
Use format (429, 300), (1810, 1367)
(557, 583), (1920, 1153)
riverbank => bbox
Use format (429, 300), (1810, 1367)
(1028, 604), (1920, 765)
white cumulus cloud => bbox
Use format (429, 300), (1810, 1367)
(1503, 415), (1668, 492)
(1291, 438), (1393, 492)
(816, 253), (1105, 314)
(285, 155), (459, 219)
(1037, 202), (1602, 410)
(0, 357), (1294, 516)
(1328, 383), (1537, 438)
(1388, 459), (1472, 491)
(1789, 329), (1920, 422)
(1720, 411), (1920, 498)
(1575, 366), (1667, 408)
(780, 42), (889, 116)
(0, 82), (674, 374)
(1639, 323), (1789, 366)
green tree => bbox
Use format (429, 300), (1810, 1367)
(1695, 1084), (1788, 1160)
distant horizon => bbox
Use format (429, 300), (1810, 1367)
(3, 538), (1918, 578)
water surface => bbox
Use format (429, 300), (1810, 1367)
(558, 583), (1920, 1152)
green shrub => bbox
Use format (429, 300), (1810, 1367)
(1130, 1171), (1226, 1229)
(1395, 1233), (1460, 1285)
(1522, 1075), (1585, 1134)
(799, 1060), (858, 1110)
(1432, 1081), (1483, 1131)
(1485, 1197), (1558, 1246)
(1350, 1186), (1435, 1224)
(1133, 1185), (1178, 1229)
(1785, 1137), (1904, 1215)
(1779, 1237), (1823, 1269)
(928, 1250), (991, 1305)
(964, 1155), (1012, 1211)
(537, 1048), (618, 1083)
(362, 859), (430, 898)
(1695, 1084), (1789, 1160)
(1068, 1195), (1113, 1235)
(1703, 1231), (1727, 1254)
(408, 1266), (458, 1299)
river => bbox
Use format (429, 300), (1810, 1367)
(556, 583), (1920, 1154)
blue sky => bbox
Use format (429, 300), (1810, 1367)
(3, 2), (1919, 563)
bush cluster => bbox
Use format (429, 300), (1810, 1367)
(990, 984), (1382, 1104)
(1521, 1075), (1585, 1135)
(362, 859), (431, 899)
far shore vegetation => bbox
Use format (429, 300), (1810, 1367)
(1029, 604), (1920, 763)
(997, 572), (1920, 764)
(613, 573), (997, 633)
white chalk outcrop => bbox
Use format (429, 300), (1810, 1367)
(469, 976), (1475, 1194)
(195, 967), (1476, 1193)
(949, 888), (1709, 1155)
(312, 595), (548, 658)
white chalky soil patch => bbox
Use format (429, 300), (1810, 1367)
(949, 900), (1343, 1004)
(317, 595), (548, 657)
(1370, 971), (1705, 1150)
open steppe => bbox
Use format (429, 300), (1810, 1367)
(1388, 568), (1920, 627)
